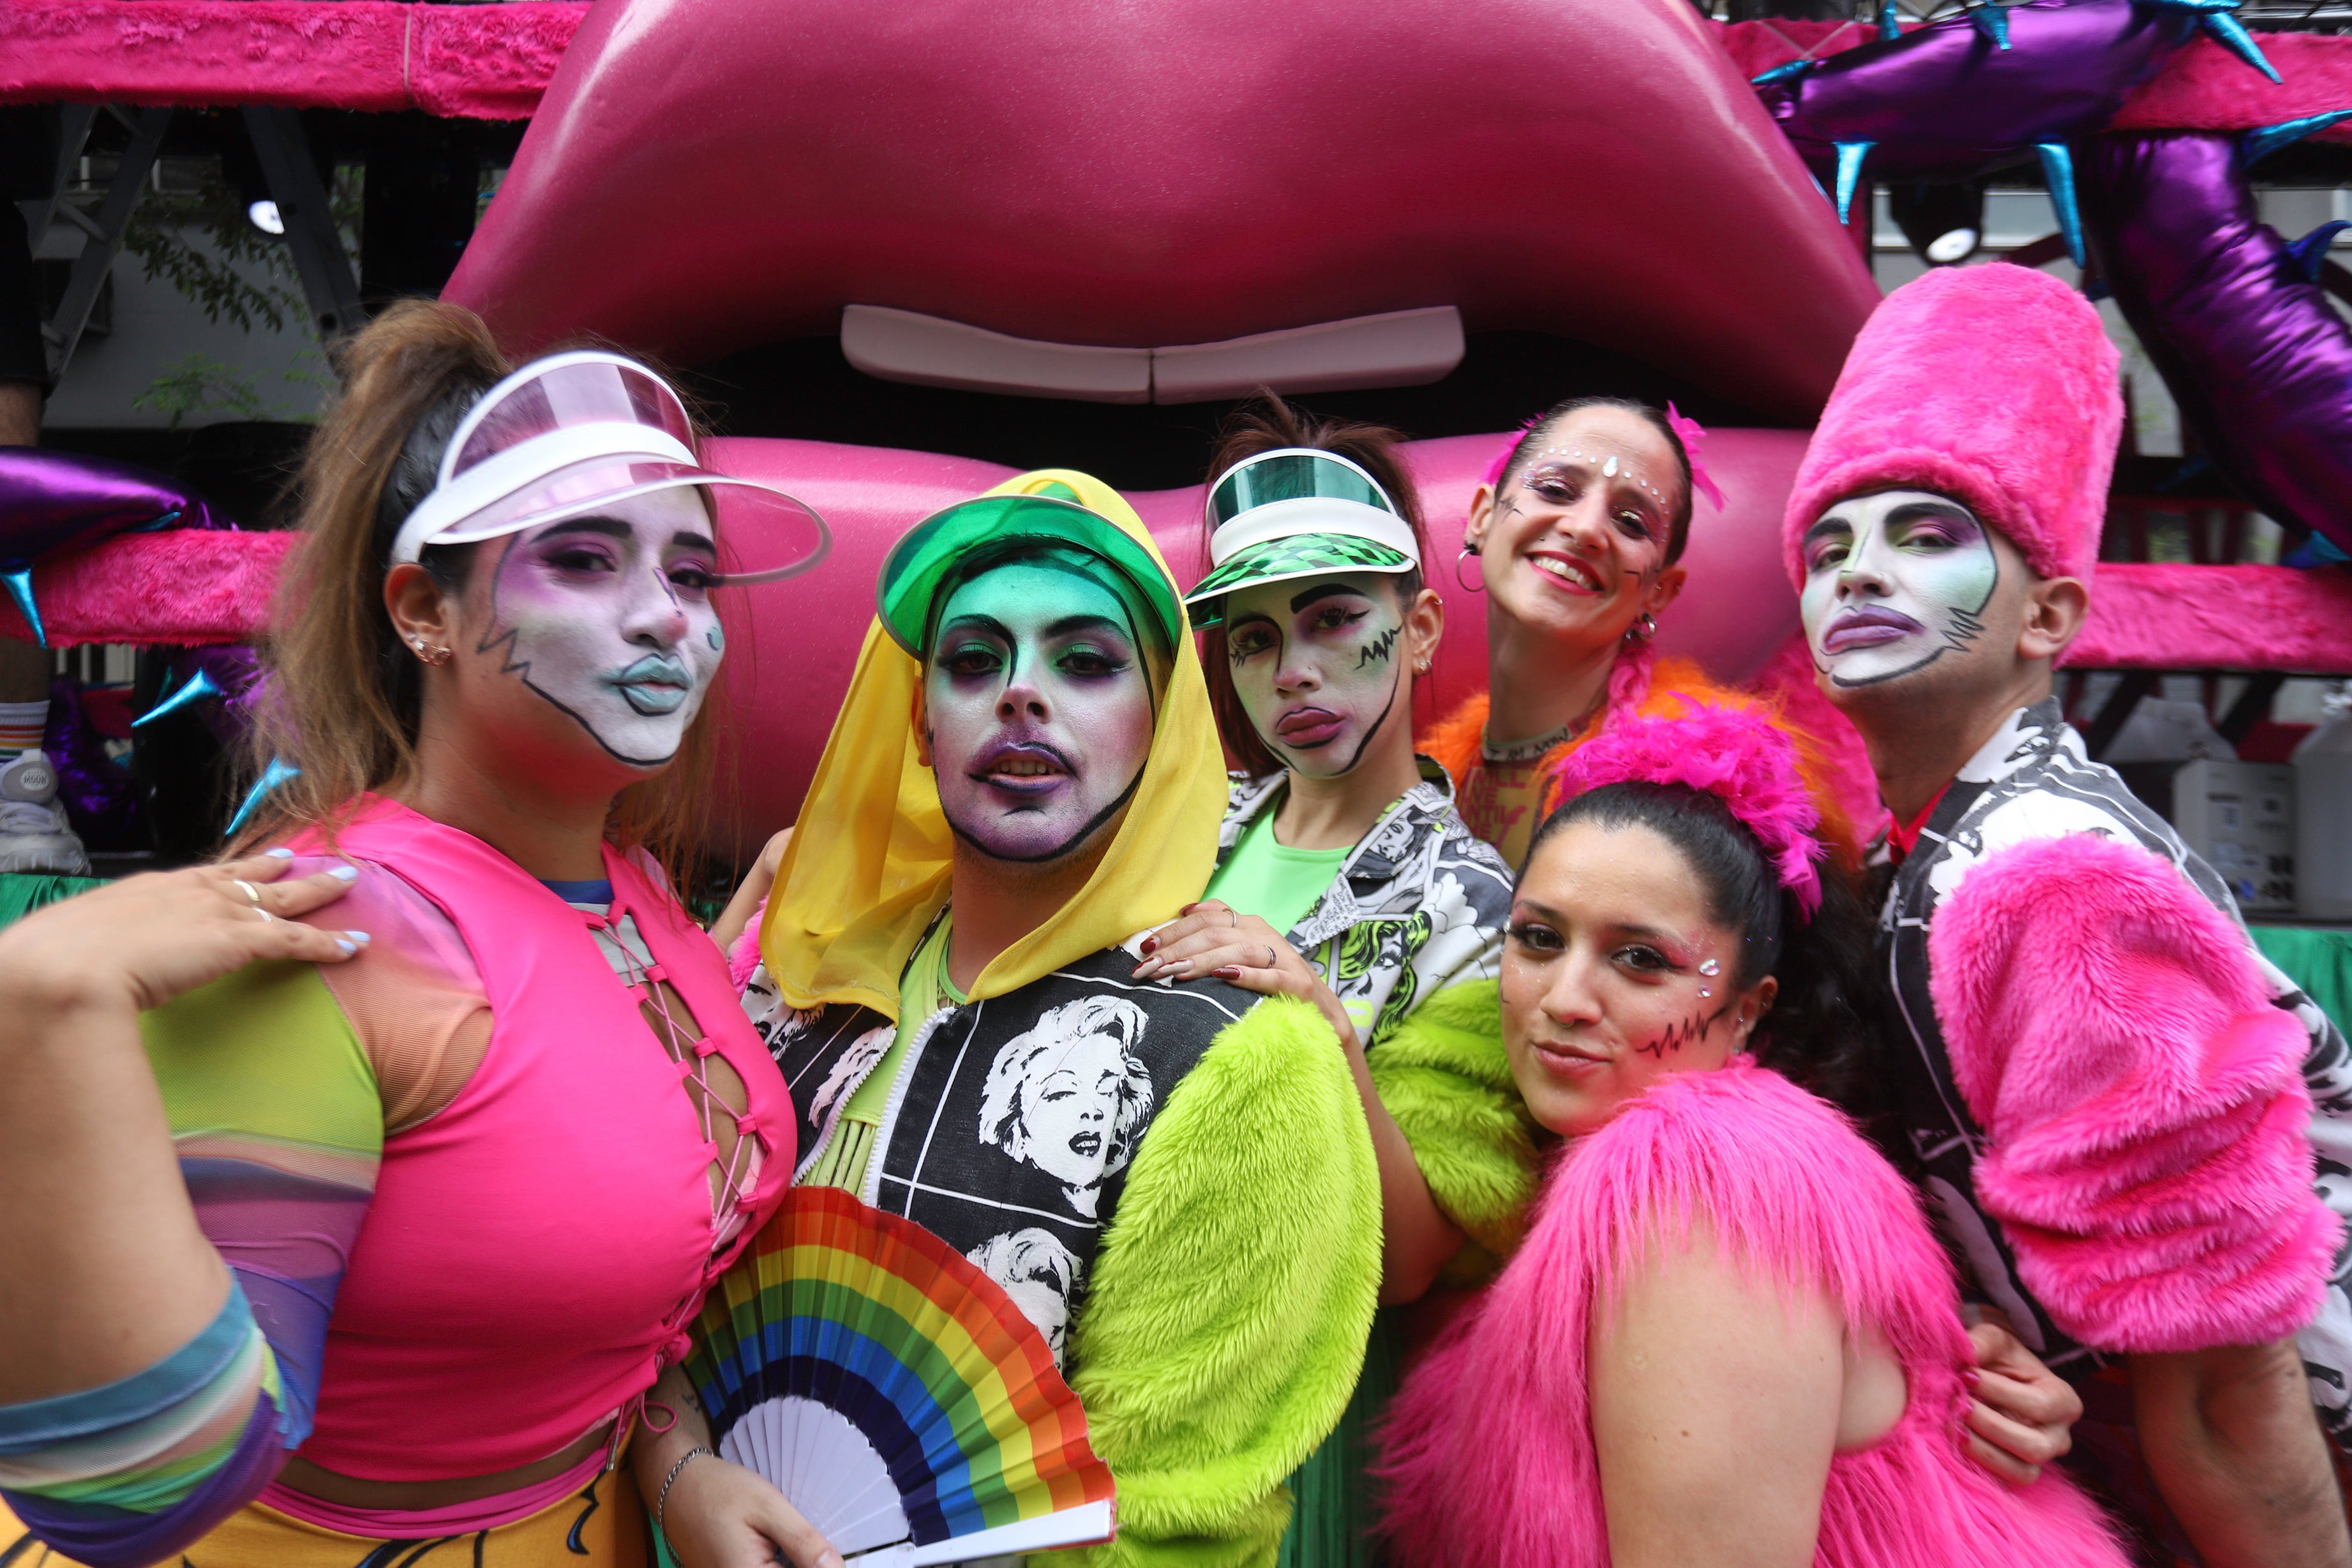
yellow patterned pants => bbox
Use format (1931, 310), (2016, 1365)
(0, 1465), (650, 1567)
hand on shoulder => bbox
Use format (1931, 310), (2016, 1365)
(0, 849), (366, 1024)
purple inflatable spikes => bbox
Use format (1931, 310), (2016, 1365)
(0, 447), (234, 645)
(2079, 130), (2352, 557)
(1756, 0), (2205, 187)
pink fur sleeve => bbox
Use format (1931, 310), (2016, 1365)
(727, 895), (768, 988)
(1928, 833), (2341, 1353)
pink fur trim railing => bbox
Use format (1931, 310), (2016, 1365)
(1, 5), (2344, 130)
(1721, 22), (2352, 144)
(7, 538), (2340, 670)
(0, 531), (291, 648)
(0, 1), (587, 119)
(2065, 562), (2352, 673)
(1928, 832), (2341, 1353)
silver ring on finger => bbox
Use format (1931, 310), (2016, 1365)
(1265, 943), (1277, 969)
(252, 906), (274, 924)
(232, 878), (265, 907)
(1229, 909), (1238, 929)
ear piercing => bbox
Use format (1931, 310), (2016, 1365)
(408, 635), (453, 666)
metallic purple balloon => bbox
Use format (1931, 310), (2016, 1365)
(41, 676), (142, 851)
(1758, 0), (2197, 183)
(2080, 131), (2352, 556)
(0, 448), (233, 562)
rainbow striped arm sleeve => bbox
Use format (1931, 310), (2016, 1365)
(0, 959), (382, 1565)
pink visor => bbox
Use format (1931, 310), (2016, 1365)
(389, 351), (830, 586)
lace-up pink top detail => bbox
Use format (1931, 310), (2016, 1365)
(276, 797), (793, 1483)
(576, 892), (765, 1252)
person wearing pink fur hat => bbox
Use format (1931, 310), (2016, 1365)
(1790, 260), (2352, 1566)
(1375, 706), (2132, 1567)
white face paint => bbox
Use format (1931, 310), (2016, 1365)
(481, 486), (725, 766)
(1220, 571), (1405, 780)
(1799, 489), (2000, 690)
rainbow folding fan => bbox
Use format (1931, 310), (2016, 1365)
(682, 1186), (1116, 1564)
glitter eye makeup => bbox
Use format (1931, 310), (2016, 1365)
(1518, 445), (1669, 506)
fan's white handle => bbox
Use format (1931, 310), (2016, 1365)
(902, 1501), (1115, 1565)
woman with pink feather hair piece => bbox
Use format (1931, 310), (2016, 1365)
(1370, 707), (2129, 1567)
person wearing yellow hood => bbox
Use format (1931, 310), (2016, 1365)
(726, 471), (1382, 1568)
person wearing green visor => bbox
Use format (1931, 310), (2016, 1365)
(1130, 403), (1514, 1568)
(724, 471), (1381, 1568)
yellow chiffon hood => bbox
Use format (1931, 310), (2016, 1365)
(758, 469), (1226, 1016)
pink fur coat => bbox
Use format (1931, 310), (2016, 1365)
(1928, 832), (2341, 1352)
(1378, 1061), (2126, 1568)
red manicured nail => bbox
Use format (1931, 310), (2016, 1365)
(1961, 1369), (1979, 1387)
(1140, 936), (1157, 954)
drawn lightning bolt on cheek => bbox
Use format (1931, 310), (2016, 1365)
(1632, 1004), (1732, 1059)
(1356, 625), (1399, 670)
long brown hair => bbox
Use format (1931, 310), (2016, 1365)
(1196, 394), (1431, 779)
(231, 300), (726, 882)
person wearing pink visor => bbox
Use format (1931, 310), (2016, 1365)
(0, 301), (843, 1568)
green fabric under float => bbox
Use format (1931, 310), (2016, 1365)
(0, 872), (106, 931)
(2252, 923), (2352, 1039)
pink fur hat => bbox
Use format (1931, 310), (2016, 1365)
(1781, 264), (2122, 589)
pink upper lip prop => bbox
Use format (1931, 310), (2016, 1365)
(1823, 604), (1926, 652)
(444, 0), (1879, 420)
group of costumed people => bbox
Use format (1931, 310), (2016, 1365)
(1, 260), (2348, 1568)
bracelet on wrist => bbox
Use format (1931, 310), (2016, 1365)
(655, 1444), (712, 1538)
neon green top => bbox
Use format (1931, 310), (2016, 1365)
(1203, 809), (1349, 938)
(800, 914), (966, 1194)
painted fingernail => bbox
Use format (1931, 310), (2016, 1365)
(1215, 966), (1241, 980)
(1961, 1369), (1980, 1386)
(329, 865), (359, 882)
(334, 937), (357, 955)
(1139, 936), (1158, 954)
(264, 846), (294, 859)
(343, 930), (371, 946)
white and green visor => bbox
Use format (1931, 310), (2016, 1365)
(1184, 448), (1418, 629)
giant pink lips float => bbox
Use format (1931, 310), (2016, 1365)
(441, 0), (1878, 848)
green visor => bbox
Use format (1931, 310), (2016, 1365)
(877, 491), (1183, 657)
(1185, 447), (1420, 629)
(1185, 534), (1413, 628)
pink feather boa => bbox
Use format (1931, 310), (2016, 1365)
(1544, 699), (1827, 915)
(1378, 1060), (2126, 1567)
(1928, 833), (2341, 1352)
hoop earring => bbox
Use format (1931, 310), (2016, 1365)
(1453, 546), (1485, 595)
(1622, 611), (1657, 646)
